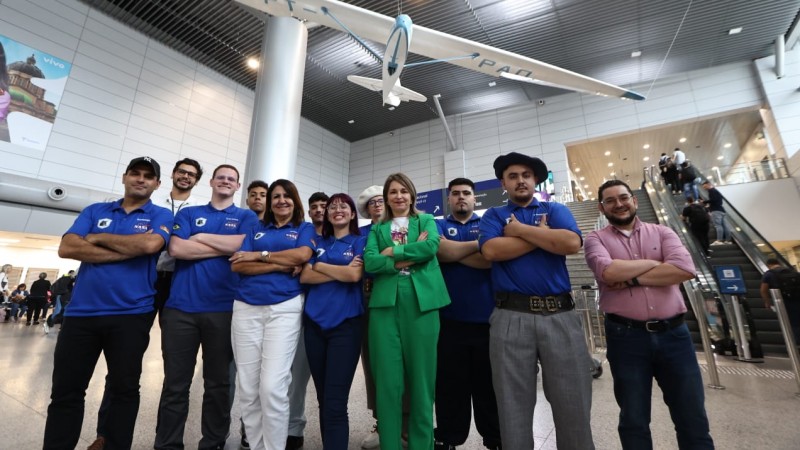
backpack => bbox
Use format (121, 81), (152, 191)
(773, 268), (800, 302)
(686, 204), (709, 224)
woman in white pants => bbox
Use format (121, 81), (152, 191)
(230, 179), (315, 450)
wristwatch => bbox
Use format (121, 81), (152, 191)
(260, 250), (271, 262)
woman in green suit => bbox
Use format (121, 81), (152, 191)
(364, 173), (451, 450)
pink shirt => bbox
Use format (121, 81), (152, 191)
(584, 217), (695, 321)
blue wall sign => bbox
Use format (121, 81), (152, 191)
(416, 189), (444, 216)
(714, 265), (747, 295)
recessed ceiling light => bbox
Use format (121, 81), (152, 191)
(643, 156), (650, 161)
(583, 184), (589, 188)
(728, 27), (743, 35)
(488, 81), (497, 87)
(247, 57), (259, 69)
(348, 119), (355, 124)
(579, 176), (585, 181)
(717, 155), (724, 160)
(388, 106), (396, 111)
(679, 137), (687, 143)
(724, 143), (732, 148)
(643, 144), (650, 149)
(575, 168), (581, 173)
(608, 162), (614, 167)
(631, 50), (642, 58)
(604, 151), (611, 156)
(610, 172), (616, 176)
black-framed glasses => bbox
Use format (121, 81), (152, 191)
(175, 168), (198, 178)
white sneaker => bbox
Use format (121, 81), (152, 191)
(361, 424), (380, 449)
(710, 241), (725, 246)
(43, 322), (49, 334)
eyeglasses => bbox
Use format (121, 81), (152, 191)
(175, 168), (198, 178)
(601, 194), (633, 206)
(327, 203), (351, 212)
(367, 199), (384, 207)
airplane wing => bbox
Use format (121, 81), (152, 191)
(235, 0), (645, 101)
(347, 76), (427, 104)
(346, 75), (383, 92)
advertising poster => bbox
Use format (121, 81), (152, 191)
(0, 34), (72, 150)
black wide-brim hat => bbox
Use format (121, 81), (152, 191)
(493, 152), (548, 184)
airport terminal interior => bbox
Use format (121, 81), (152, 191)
(2, 0), (800, 449)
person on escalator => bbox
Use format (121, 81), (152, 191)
(681, 197), (711, 256)
(701, 180), (731, 245)
(680, 161), (703, 201)
(760, 258), (800, 343)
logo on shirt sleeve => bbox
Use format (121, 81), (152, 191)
(254, 232), (265, 240)
(195, 217), (207, 227)
(160, 225), (170, 234)
(316, 248), (326, 258)
(97, 218), (112, 229)
(173, 224), (181, 230)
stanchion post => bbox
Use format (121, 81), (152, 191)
(686, 283), (724, 389)
(730, 295), (753, 361)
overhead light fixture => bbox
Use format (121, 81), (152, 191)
(583, 184), (589, 188)
(679, 137), (687, 143)
(724, 143), (732, 148)
(643, 144), (650, 149)
(728, 27), (743, 35)
(610, 172), (616, 176)
(488, 81), (497, 87)
(247, 57), (259, 69)
(717, 155), (724, 160)
(388, 106), (396, 111)
(643, 156), (650, 161)
(604, 151), (611, 156)
(575, 168), (581, 173)
(631, 50), (642, 58)
(348, 119), (355, 124)
(608, 162), (614, 167)
(579, 176), (585, 181)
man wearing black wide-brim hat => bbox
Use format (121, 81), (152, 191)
(478, 152), (594, 449)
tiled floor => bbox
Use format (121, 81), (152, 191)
(1, 318), (799, 449)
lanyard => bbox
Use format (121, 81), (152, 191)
(170, 194), (189, 217)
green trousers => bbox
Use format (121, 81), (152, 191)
(369, 276), (439, 450)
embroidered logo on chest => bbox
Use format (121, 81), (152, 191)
(97, 218), (112, 229)
(195, 217), (207, 227)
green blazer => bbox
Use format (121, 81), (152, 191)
(364, 213), (451, 312)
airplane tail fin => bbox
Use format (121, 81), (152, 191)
(347, 75), (427, 106)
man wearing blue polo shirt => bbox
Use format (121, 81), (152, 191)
(155, 164), (258, 450)
(44, 156), (173, 450)
(434, 178), (501, 450)
(479, 152), (594, 450)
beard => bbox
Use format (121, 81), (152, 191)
(605, 208), (637, 226)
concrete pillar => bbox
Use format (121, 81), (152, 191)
(244, 16), (308, 188)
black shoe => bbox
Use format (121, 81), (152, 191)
(286, 435), (304, 450)
(25, 322), (31, 326)
(240, 420), (249, 450)
(33, 321), (39, 325)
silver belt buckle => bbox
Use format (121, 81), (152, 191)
(645, 320), (661, 332)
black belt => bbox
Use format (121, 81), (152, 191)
(494, 292), (574, 315)
(606, 313), (684, 333)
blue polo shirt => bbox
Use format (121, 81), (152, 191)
(478, 199), (581, 296)
(305, 234), (366, 330)
(436, 214), (494, 323)
(166, 203), (258, 313)
(236, 221), (316, 305)
(64, 199), (173, 317)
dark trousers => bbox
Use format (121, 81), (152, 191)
(43, 312), (155, 450)
(154, 271), (174, 312)
(605, 320), (714, 449)
(154, 308), (233, 450)
(690, 222), (710, 253)
(304, 315), (363, 450)
(26, 296), (46, 323)
(435, 319), (501, 448)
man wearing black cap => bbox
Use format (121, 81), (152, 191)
(43, 157), (174, 450)
(478, 152), (594, 449)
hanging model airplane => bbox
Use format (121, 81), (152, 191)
(234, 0), (646, 105)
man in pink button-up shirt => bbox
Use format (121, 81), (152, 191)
(584, 180), (713, 450)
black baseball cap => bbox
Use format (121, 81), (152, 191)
(126, 156), (161, 180)
(493, 152), (548, 183)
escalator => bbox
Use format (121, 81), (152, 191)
(643, 170), (790, 356)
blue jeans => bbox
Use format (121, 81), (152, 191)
(683, 178), (701, 200)
(605, 320), (713, 450)
(710, 210), (730, 242)
(304, 315), (363, 450)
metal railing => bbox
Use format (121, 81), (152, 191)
(707, 157), (790, 186)
(770, 289), (800, 396)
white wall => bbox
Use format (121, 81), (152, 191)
(0, 0), (350, 237)
(717, 178), (800, 243)
(349, 61), (763, 196)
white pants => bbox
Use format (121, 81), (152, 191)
(232, 295), (303, 450)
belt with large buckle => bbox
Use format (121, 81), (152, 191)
(606, 313), (684, 333)
(494, 292), (574, 315)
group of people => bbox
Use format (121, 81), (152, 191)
(37, 151), (718, 450)
(680, 180), (733, 255)
(658, 147), (704, 200)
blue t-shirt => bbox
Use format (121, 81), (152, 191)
(235, 221), (316, 305)
(358, 223), (374, 281)
(436, 214), (494, 323)
(305, 234), (366, 330)
(166, 203), (258, 313)
(65, 199), (173, 317)
(478, 199), (581, 296)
